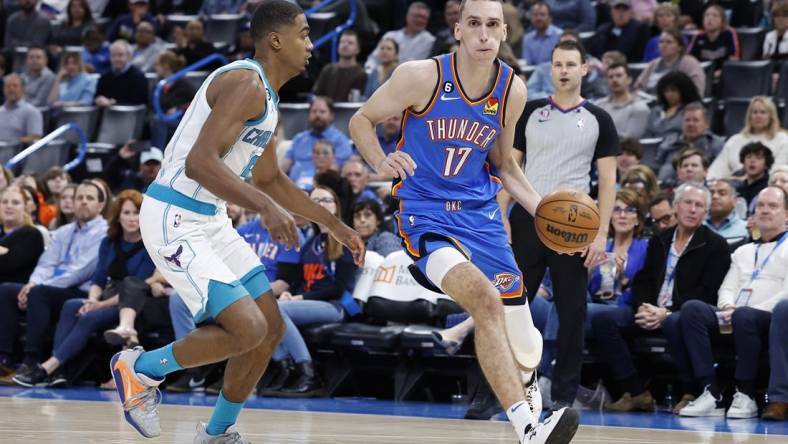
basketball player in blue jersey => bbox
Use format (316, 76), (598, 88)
(109, 1), (364, 442)
(350, 1), (578, 443)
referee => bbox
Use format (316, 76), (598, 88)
(509, 40), (620, 410)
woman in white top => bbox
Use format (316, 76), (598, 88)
(708, 96), (788, 180)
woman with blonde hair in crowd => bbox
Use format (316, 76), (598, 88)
(642, 3), (682, 62)
(12, 190), (155, 387)
(47, 51), (97, 108)
(364, 38), (398, 100)
(709, 96), (788, 180)
(620, 165), (660, 203)
(0, 186), (45, 285)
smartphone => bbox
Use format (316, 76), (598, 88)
(129, 140), (151, 152)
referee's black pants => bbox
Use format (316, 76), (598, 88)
(510, 204), (587, 404)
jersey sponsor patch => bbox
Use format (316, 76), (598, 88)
(483, 98), (499, 115)
(492, 272), (519, 292)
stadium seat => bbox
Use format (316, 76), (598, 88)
(699, 61), (713, 96)
(579, 31), (595, 50)
(12, 47), (27, 73)
(54, 106), (100, 144)
(145, 72), (158, 99)
(165, 14), (198, 40)
(279, 103), (309, 138)
(721, 97), (751, 137)
(777, 62), (788, 99)
(90, 105), (147, 149)
(0, 141), (22, 166)
(721, 60), (772, 98)
(21, 140), (69, 174)
(205, 14), (245, 45)
(184, 71), (209, 91)
(333, 102), (362, 136)
(37, 106), (52, 134)
(627, 62), (649, 82)
(736, 27), (766, 61)
(638, 137), (663, 170)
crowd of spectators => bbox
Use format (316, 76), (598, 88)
(0, 0), (786, 425)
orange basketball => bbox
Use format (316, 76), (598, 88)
(534, 189), (600, 254)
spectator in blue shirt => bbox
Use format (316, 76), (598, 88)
(281, 96), (353, 179)
(47, 51), (97, 108)
(704, 179), (748, 249)
(0, 181), (108, 375)
(81, 27), (111, 75)
(106, 0), (159, 44)
(341, 158), (379, 205)
(291, 139), (339, 190)
(376, 113), (401, 158)
(237, 216), (304, 297)
(544, 0), (596, 32)
(522, 2), (562, 66)
(12, 190), (158, 387)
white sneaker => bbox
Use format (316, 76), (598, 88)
(194, 422), (250, 443)
(525, 371), (542, 425)
(110, 346), (164, 438)
(678, 387), (724, 417)
(520, 407), (579, 444)
(727, 390), (758, 419)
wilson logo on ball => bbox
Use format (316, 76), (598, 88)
(545, 223), (589, 244)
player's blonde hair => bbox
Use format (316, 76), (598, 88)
(459, 0), (503, 18)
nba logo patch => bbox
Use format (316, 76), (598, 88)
(483, 98), (499, 115)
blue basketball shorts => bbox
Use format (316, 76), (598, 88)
(394, 199), (525, 305)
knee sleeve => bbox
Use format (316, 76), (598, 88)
(504, 303), (543, 370)
(424, 247), (468, 292)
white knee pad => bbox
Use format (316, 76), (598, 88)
(504, 303), (543, 370)
(425, 247), (468, 292)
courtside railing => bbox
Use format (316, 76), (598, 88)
(5, 122), (88, 172)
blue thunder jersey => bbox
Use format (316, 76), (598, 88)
(237, 219), (304, 282)
(150, 59), (277, 212)
(391, 52), (515, 204)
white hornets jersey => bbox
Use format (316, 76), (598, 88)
(150, 59), (278, 213)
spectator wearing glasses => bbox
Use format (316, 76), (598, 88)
(598, 183), (730, 412)
(675, 186), (788, 419)
(587, 188), (650, 330)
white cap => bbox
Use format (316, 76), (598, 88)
(140, 147), (163, 164)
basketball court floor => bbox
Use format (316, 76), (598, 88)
(1, 386), (787, 443)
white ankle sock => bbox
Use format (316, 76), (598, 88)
(506, 399), (535, 441)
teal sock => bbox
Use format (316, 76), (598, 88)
(206, 391), (245, 435)
(133, 343), (183, 379)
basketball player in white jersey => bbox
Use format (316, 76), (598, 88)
(349, 0), (578, 442)
(109, 1), (364, 442)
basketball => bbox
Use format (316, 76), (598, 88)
(534, 189), (600, 254)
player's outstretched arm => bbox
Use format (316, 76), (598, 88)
(184, 70), (300, 249)
(251, 144), (366, 266)
(348, 61), (435, 179)
(489, 76), (541, 216)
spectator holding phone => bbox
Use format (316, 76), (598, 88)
(104, 144), (162, 194)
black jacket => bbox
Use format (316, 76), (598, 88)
(631, 225), (730, 311)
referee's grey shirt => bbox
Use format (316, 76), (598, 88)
(514, 97), (621, 196)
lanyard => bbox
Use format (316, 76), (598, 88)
(751, 232), (788, 282)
